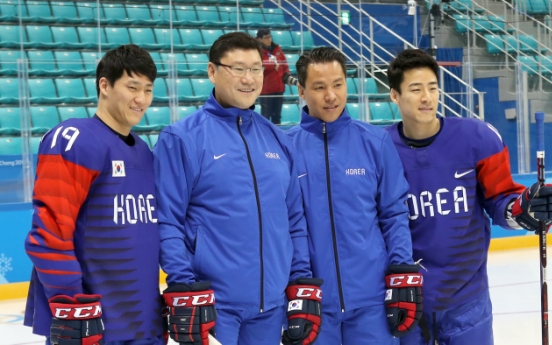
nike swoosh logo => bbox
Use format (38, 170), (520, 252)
(298, 173), (308, 178)
(214, 153), (226, 160)
(454, 169), (474, 178)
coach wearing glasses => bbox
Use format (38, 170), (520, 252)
(152, 32), (322, 345)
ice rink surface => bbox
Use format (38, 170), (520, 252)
(0, 247), (546, 344)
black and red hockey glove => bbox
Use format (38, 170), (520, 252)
(384, 264), (423, 337)
(281, 277), (323, 345)
(512, 182), (552, 232)
(163, 282), (217, 345)
(48, 294), (104, 345)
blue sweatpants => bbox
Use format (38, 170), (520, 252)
(215, 304), (286, 345)
(46, 335), (165, 345)
(315, 304), (399, 345)
(400, 291), (494, 345)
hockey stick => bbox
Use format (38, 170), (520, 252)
(536, 111), (548, 345)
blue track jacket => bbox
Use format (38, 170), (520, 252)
(287, 107), (413, 313)
(153, 91), (312, 312)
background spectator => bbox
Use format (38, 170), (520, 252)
(257, 29), (298, 125)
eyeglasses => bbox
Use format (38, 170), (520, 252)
(214, 62), (264, 77)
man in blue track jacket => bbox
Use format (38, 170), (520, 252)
(153, 32), (323, 345)
(287, 47), (423, 345)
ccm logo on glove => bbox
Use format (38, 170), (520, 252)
(293, 287), (322, 299)
(386, 274), (424, 287)
(51, 305), (102, 319)
(168, 292), (215, 307)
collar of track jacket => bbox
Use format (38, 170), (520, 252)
(203, 89), (257, 123)
(300, 105), (352, 134)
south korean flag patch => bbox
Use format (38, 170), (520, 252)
(287, 299), (303, 312)
(385, 289), (393, 302)
(112, 160), (126, 177)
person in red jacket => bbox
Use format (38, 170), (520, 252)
(257, 29), (298, 125)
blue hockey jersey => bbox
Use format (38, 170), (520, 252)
(287, 108), (413, 313)
(385, 117), (525, 312)
(24, 116), (163, 341)
(153, 92), (312, 312)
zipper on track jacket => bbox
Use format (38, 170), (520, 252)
(237, 116), (265, 312)
(323, 123), (346, 312)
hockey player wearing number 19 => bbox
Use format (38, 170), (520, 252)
(286, 47), (423, 345)
(23, 45), (166, 345)
(385, 49), (552, 345)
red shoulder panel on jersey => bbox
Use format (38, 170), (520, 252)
(476, 147), (526, 199)
(32, 154), (100, 242)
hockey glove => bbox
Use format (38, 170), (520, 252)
(283, 72), (299, 86)
(512, 182), (552, 232)
(48, 294), (104, 345)
(163, 282), (217, 345)
(281, 277), (323, 345)
(385, 264), (423, 337)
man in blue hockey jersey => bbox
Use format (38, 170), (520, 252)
(385, 48), (552, 345)
(24, 44), (165, 344)
(153, 32), (322, 345)
(287, 46), (423, 345)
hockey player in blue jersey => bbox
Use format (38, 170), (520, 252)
(24, 44), (165, 344)
(385, 48), (552, 345)
(287, 47), (423, 345)
(153, 32), (322, 345)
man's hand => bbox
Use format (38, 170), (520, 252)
(48, 294), (104, 345)
(163, 282), (217, 345)
(384, 264), (423, 337)
(281, 278), (323, 345)
(512, 182), (552, 232)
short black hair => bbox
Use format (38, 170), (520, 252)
(256, 29), (271, 38)
(296, 47), (347, 87)
(95, 44), (157, 97)
(387, 49), (439, 94)
(209, 32), (263, 64)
